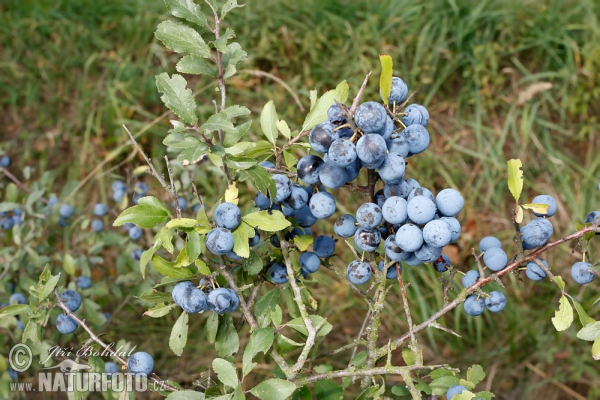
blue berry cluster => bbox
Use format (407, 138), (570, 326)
(171, 280), (239, 314)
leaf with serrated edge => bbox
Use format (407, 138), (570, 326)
(155, 20), (210, 58)
(507, 159), (524, 202)
(466, 364), (485, 385)
(144, 303), (177, 318)
(169, 312), (189, 356)
(137, 196), (172, 215)
(200, 112), (237, 133)
(243, 252), (263, 275)
(166, 390), (206, 400)
(301, 80), (349, 132)
(213, 358), (238, 388)
(177, 55), (216, 76)
(166, 218), (199, 229)
(223, 120), (252, 147)
(156, 72), (198, 126)
(379, 54), (393, 104)
(114, 204), (170, 229)
(164, 132), (201, 149)
(242, 327), (275, 377)
(249, 379), (296, 400)
(221, 0), (244, 18)
(552, 295), (573, 331)
(152, 255), (195, 279)
(261, 101), (279, 144)
(232, 226), (250, 258)
(0, 305), (30, 319)
(276, 120), (291, 139)
(165, 0), (208, 26)
(243, 210), (291, 232)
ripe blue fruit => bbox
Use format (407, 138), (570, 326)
(384, 235), (410, 261)
(407, 195), (436, 225)
(384, 181), (409, 199)
(249, 229), (260, 247)
(464, 295), (485, 316)
(521, 219), (553, 249)
(433, 254), (451, 272)
(380, 76), (408, 105)
(113, 189), (125, 202)
(226, 250), (242, 260)
(259, 160), (275, 169)
(423, 220), (452, 247)
(531, 194), (557, 217)
(1, 217), (14, 230)
(297, 155), (324, 185)
(56, 314), (78, 334)
(585, 211), (600, 224)
(334, 214), (357, 237)
(283, 184), (309, 210)
(354, 101), (387, 133)
(462, 270), (480, 287)
(380, 117), (395, 140)
(59, 204), (74, 218)
(309, 122), (339, 153)
(180, 287), (208, 313)
(415, 244), (442, 262)
(446, 385), (467, 399)
(175, 198), (187, 210)
(395, 223), (423, 252)
(401, 104), (429, 127)
(404, 178), (420, 194)
(273, 174), (292, 202)
(571, 261), (595, 284)
(354, 227), (382, 252)
(319, 162), (348, 189)
(407, 187), (434, 203)
(327, 104), (347, 125)
(59, 290), (82, 312)
(207, 288), (234, 313)
(313, 235), (335, 258)
(0, 155), (11, 168)
(478, 236), (502, 253)
(93, 203), (108, 216)
(77, 276), (92, 289)
(295, 205), (318, 228)
(134, 182), (148, 196)
(382, 196), (408, 224)
(300, 252), (320, 274)
(309, 192), (336, 219)
(347, 260), (372, 285)
(379, 260), (401, 279)
(206, 228), (234, 255)
(172, 281), (196, 307)
(255, 192), (271, 210)
(131, 248), (143, 261)
(129, 226), (143, 241)
(9, 293), (26, 305)
(401, 124), (430, 155)
(111, 180), (126, 192)
(403, 252), (422, 266)
(485, 291), (506, 312)
(214, 202), (242, 229)
(91, 219), (104, 232)
(328, 138), (357, 168)
(225, 289), (240, 313)
(436, 188), (464, 217)
(356, 134), (387, 168)
(387, 138), (410, 157)
(377, 153), (406, 183)
(483, 247), (508, 271)
(374, 190), (386, 208)
(105, 362), (119, 377)
(128, 352), (154, 376)
(268, 262), (288, 284)
(439, 217), (461, 242)
(345, 158), (362, 182)
(526, 259), (548, 281)
(356, 203), (383, 229)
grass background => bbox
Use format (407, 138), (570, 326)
(1, 0), (600, 398)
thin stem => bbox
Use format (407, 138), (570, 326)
(1, 167), (49, 204)
(396, 264), (421, 365)
(349, 72), (372, 117)
(122, 125), (168, 190)
(164, 156), (182, 219)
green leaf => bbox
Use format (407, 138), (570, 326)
(301, 80), (349, 132)
(166, 218), (199, 229)
(212, 28), (236, 53)
(138, 289), (173, 303)
(155, 20), (210, 58)
(260, 101), (279, 144)
(285, 315), (332, 337)
(275, 333), (303, 354)
(466, 364), (485, 385)
(140, 245), (160, 279)
(242, 327), (275, 377)
(577, 321), (600, 341)
(572, 300), (595, 326)
(250, 379), (297, 400)
(507, 159), (523, 202)
(38, 265), (60, 302)
(222, 43), (247, 78)
(379, 54), (393, 104)
(187, 231), (202, 262)
(158, 227), (176, 253)
(152, 255), (195, 279)
(205, 312), (219, 344)
(216, 314), (239, 357)
(391, 386), (411, 396)
(156, 72), (198, 126)
(243, 210), (291, 232)
(232, 226), (250, 258)
(474, 391), (496, 400)
(255, 289), (280, 328)
(292, 386), (312, 400)
(224, 120), (252, 147)
(282, 150), (297, 170)
(114, 206), (169, 229)
(221, 0), (244, 18)
(225, 156), (257, 170)
(63, 254), (76, 275)
(200, 112), (237, 134)
(170, 312), (189, 356)
(165, 0), (208, 26)
(521, 203), (550, 215)
(213, 358), (238, 388)
(144, 303), (178, 318)
(429, 375), (461, 396)
(593, 338), (600, 360)
(166, 390), (205, 400)
(401, 347), (416, 366)
(174, 246), (191, 268)
(242, 251), (263, 275)
(177, 55), (216, 76)
(277, 120), (291, 139)
(195, 259), (211, 275)
(551, 295), (573, 331)
(454, 392), (476, 400)
(164, 132), (200, 148)
(314, 380), (343, 400)
(294, 235), (313, 252)
(0, 304), (30, 319)
(554, 275), (566, 290)
(243, 166), (277, 200)
(22, 321), (40, 345)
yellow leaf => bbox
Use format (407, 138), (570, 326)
(224, 182), (239, 205)
(515, 205), (524, 224)
(507, 159), (524, 202)
(521, 203), (550, 215)
(592, 338), (600, 360)
(379, 54), (393, 105)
